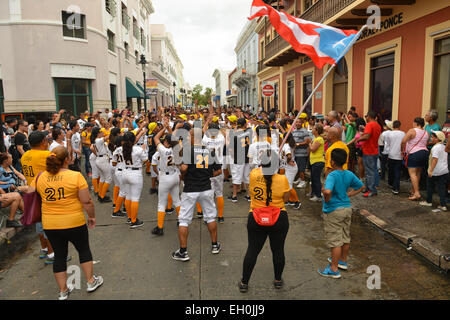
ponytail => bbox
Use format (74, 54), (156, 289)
(46, 146), (69, 175)
(123, 131), (135, 163)
(90, 127), (100, 144)
(261, 149), (276, 207)
(263, 174), (273, 207)
(108, 127), (121, 153)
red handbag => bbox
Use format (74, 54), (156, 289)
(252, 206), (281, 226)
(20, 172), (43, 226)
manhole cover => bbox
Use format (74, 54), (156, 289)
(393, 207), (428, 217)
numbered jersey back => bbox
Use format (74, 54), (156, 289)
(122, 146), (148, 168)
(21, 149), (52, 185)
(157, 143), (177, 174)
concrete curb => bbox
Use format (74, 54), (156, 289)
(355, 208), (449, 272)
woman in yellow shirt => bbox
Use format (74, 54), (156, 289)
(23, 146), (103, 300)
(309, 123), (325, 202)
(240, 149), (291, 293)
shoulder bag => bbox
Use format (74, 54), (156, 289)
(20, 172), (43, 226)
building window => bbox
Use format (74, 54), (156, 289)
(0, 79), (4, 114)
(333, 58), (349, 113)
(432, 36), (450, 123)
(105, 0), (117, 17)
(124, 42), (129, 60)
(121, 3), (130, 30)
(62, 11), (86, 39)
(110, 84), (117, 110)
(54, 79), (91, 116)
(135, 51), (139, 65)
(107, 30), (115, 52)
(303, 74), (313, 116)
(140, 28), (145, 47)
(133, 18), (139, 39)
(370, 52), (394, 121)
(287, 80), (295, 113)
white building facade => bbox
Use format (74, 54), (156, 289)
(0, 0), (155, 119)
(212, 69), (230, 108)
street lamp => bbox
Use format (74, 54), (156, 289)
(172, 81), (176, 107)
(139, 54), (148, 112)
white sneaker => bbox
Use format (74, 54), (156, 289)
(87, 275), (104, 293)
(309, 196), (322, 202)
(293, 179), (300, 185)
(437, 206), (447, 211)
(419, 201), (432, 207)
(58, 284), (74, 300)
(297, 181), (307, 189)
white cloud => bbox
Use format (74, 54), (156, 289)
(151, 0), (254, 90)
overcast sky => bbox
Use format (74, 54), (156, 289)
(151, 0), (254, 90)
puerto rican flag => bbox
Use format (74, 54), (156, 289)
(249, 0), (360, 69)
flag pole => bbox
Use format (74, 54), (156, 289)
(278, 25), (368, 154)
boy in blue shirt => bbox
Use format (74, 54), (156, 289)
(318, 148), (364, 278)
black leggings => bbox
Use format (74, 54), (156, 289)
(44, 224), (93, 273)
(242, 212), (289, 284)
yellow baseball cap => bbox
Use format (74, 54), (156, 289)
(148, 122), (157, 134)
(299, 113), (308, 119)
(212, 116), (219, 123)
(179, 114), (187, 121)
(228, 115), (238, 123)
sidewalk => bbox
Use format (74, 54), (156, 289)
(350, 178), (450, 272)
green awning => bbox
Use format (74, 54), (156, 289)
(136, 81), (144, 93)
(126, 77), (144, 98)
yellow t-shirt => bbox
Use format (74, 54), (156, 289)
(21, 149), (52, 185)
(31, 170), (88, 230)
(249, 168), (290, 212)
(81, 131), (91, 146)
(325, 141), (349, 170)
(310, 136), (325, 165)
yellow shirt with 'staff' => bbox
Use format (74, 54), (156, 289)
(21, 149), (52, 185)
(249, 168), (290, 212)
(31, 170), (89, 230)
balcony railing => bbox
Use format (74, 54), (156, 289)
(262, 0), (357, 64)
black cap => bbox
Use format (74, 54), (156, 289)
(29, 131), (48, 147)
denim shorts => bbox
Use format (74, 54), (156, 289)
(35, 222), (47, 239)
(407, 149), (428, 168)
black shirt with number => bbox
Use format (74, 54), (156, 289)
(147, 133), (157, 157)
(232, 128), (252, 164)
(182, 145), (221, 193)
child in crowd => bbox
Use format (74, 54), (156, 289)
(420, 131), (448, 211)
(318, 148), (364, 278)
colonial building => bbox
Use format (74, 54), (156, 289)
(150, 24), (184, 108)
(234, 20), (259, 114)
(212, 69), (231, 108)
(257, 0), (449, 128)
(0, 0), (155, 120)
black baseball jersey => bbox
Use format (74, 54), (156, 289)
(231, 128), (252, 164)
(182, 145), (221, 193)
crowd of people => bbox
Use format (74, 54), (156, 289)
(0, 104), (449, 299)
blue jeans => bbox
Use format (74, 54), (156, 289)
(311, 162), (324, 198)
(363, 154), (378, 193)
(82, 146), (92, 174)
(388, 159), (402, 192)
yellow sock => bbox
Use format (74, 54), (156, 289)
(125, 200), (132, 219)
(196, 202), (202, 213)
(176, 206), (180, 217)
(100, 183), (110, 199)
(157, 211), (166, 229)
(113, 186), (120, 204)
(289, 189), (299, 202)
(98, 182), (104, 196)
(167, 194), (172, 210)
(131, 202), (139, 223)
(114, 196), (125, 213)
(92, 178), (99, 194)
(217, 197), (224, 218)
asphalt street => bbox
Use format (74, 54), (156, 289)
(0, 177), (449, 300)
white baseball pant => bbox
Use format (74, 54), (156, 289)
(178, 189), (217, 227)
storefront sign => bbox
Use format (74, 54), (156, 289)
(146, 78), (158, 96)
(359, 12), (404, 41)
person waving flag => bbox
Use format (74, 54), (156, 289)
(248, 0), (360, 69)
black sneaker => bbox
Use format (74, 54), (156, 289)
(111, 210), (126, 218)
(211, 242), (221, 254)
(238, 281), (248, 293)
(274, 279), (284, 289)
(151, 226), (164, 236)
(172, 249), (190, 262)
(227, 195), (238, 203)
(196, 211), (203, 219)
(98, 196), (112, 203)
(293, 202), (301, 210)
(130, 219), (144, 228)
(150, 188), (157, 194)
(126, 218), (132, 225)
(244, 195), (251, 202)
(218, 217), (224, 223)
(165, 208), (175, 215)
(392, 189), (399, 195)
(112, 204), (115, 209)
(6, 220), (22, 228)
